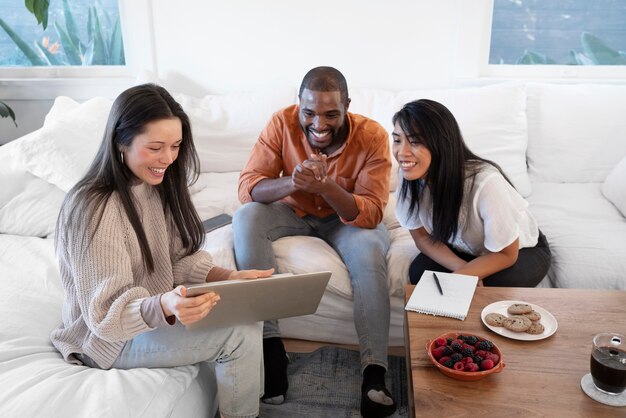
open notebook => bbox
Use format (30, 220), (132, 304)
(405, 270), (478, 320)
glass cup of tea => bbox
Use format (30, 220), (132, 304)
(590, 332), (626, 395)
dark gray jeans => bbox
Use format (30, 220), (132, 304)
(408, 231), (552, 287)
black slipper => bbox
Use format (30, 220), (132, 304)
(261, 337), (289, 403)
(360, 383), (397, 418)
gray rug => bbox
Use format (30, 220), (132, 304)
(259, 346), (408, 418)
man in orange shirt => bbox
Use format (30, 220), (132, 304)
(233, 66), (396, 417)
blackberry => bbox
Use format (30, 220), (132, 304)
(457, 334), (467, 342)
(465, 336), (479, 345)
(473, 355), (484, 364)
(476, 340), (494, 351)
(450, 341), (463, 353)
(450, 353), (463, 363)
(442, 346), (454, 356)
(443, 359), (455, 368)
(461, 347), (474, 357)
(446, 338), (454, 345)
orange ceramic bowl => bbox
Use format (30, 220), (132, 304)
(426, 331), (505, 381)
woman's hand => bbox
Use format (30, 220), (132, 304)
(160, 285), (220, 325)
(228, 268), (274, 280)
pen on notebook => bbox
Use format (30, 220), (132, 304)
(433, 272), (444, 295)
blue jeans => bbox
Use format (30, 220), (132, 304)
(110, 322), (263, 418)
(233, 202), (391, 372)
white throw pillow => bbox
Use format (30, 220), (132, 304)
(527, 83), (626, 183)
(0, 135), (65, 237)
(15, 96), (113, 192)
(601, 155), (626, 218)
(176, 88), (297, 173)
(394, 83), (531, 196)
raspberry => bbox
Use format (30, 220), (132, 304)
(484, 352), (500, 364)
(438, 356), (451, 365)
(480, 359), (495, 370)
(475, 350), (489, 358)
(464, 363), (480, 372)
(453, 361), (464, 371)
(432, 346), (446, 359)
(461, 356), (473, 365)
(435, 337), (447, 347)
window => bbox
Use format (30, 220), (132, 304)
(489, 0), (626, 66)
(0, 0), (125, 68)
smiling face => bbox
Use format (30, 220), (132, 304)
(392, 121), (432, 181)
(298, 88), (349, 153)
(122, 117), (183, 185)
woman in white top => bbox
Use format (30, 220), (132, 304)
(392, 99), (551, 286)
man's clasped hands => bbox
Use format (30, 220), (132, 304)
(292, 153), (329, 193)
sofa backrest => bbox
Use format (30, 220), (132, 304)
(175, 87), (298, 173)
(351, 83), (531, 197)
(526, 82), (626, 184)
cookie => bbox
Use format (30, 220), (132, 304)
(524, 310), (542, 322)
(507, 303), (533, 315)
(503, 315), (532, 332)
(525, 322), (545, 335)
(485, 312), (507, 327)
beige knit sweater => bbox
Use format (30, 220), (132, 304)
(51, 183), (218, 369)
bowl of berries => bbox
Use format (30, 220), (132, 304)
(427, 331), (505, 381)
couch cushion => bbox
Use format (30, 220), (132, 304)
(526, 83), (626, 183)
(13, 96), (112, 193)
(175, 88), (297, 173)
(0, 131), (66, 238)
(601, 154), (626, 218)
(393, 83), (531, 196)
(527, 182), (626, 290)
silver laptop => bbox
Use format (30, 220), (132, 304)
(184, 271), (332, 329)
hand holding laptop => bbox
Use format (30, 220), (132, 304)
(160, 285), (222, 326)
(183, 271), (332, 329)
(227, 268), (274, 281)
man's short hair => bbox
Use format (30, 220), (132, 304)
(299, 66), (349, 103)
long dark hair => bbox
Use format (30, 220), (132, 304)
(393, 99), (512, 244)
(57, 83), (204, 272)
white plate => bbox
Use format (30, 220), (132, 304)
(480, 300), (558, 341)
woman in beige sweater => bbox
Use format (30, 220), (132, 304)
(51, 84), (270, 418)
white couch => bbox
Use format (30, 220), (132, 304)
(1, 81), (626, 416)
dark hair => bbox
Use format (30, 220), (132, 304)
(393, 99), (512, 243)
(57, 83), (204, 272)
(298, 66), (349, 103)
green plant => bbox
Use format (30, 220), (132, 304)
(0, 0), (125, 66)
(26, 0), (50, 30)
(516, 32), (626, 65)
(0, 100), (17, 126)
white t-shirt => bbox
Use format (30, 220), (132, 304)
(395, 165), (539, 256)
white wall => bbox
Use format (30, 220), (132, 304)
(1, 0), (625, 143)
(149, 0), (489, 95)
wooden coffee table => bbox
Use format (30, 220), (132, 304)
(404, 286), (626, 417)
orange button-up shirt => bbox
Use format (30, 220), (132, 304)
(238, 105), (391, 229)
